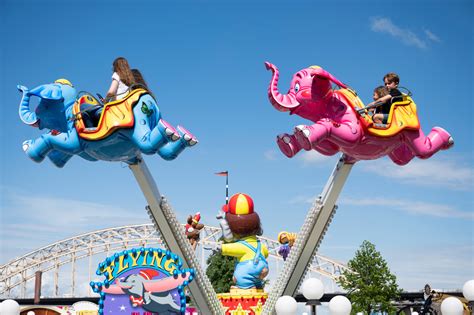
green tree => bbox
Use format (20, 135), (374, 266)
(206, 250), (236, 293)
(337, 240), (402, 314)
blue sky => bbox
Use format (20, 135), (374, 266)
(1, 0), (472, 294)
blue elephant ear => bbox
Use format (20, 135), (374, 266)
(28, 84), (64, 100)
(19, 83), (68, 129)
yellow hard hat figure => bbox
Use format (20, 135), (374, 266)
(222, 193), (260, 238)
(222, 193), (254, 215)
(217, 193), (269, 290)
(54, 78), (73, 87)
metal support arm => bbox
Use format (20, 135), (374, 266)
(129, 157), (224, 315)
(263, 155), (354, 314)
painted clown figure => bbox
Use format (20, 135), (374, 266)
(185, 212), (204, 250)
(277, 231), (297, 261)
(216, 193), (269, 289)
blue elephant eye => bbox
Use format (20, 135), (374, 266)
(294, 83), (300, 93)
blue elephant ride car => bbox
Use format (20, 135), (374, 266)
(18, 79), (197, 167)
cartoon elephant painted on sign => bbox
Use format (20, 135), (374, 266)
(102, 270), (192, 314)
(18, 80), (197, 167)
(265, 62), (453, 165)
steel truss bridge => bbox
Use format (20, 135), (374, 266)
(0, 223), (349, 299)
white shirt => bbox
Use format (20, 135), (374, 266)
(112, 72), (129, 100)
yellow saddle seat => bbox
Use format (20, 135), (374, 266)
(73, 89), (148, 141)
(337, 88), (420, 137)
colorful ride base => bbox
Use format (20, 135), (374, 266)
(217, 288), (268, 315)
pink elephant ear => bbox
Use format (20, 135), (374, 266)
(309, 66), (348, 89)
(101, 283), (126, 295)
(143, 272), (191, 293)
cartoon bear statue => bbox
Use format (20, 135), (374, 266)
(185, 212), (204, 250)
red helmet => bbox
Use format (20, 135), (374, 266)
(222, 193), (254, 215)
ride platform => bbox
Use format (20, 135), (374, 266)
(217, 288), (268, 315)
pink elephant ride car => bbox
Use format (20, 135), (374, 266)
(265, 62), (453, 165)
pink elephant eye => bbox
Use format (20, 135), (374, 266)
(294, 83), (300, 93)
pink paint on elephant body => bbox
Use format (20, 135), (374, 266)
(266, 62), (453, 165)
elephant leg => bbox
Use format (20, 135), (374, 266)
(176, 125), (198, 146)
(150, 293), (180, 311)
(22, 137), (51, 162)
(23, 130), (81, 163)
(276, 133), (302, 158)
(133, 118), (180, 154)
(314, 140), (339, 156)
(388, 144), (415, 166)
(157, 126), (198, 160)
(294, 122), (331, 150)
(404, 127), (454, 159)
(328, 122), (361, 146)
(295, 121), (361, 151)
(143, 291), (151, 304)
(47, 150), (74, 168)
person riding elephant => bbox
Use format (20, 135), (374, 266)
(17, 79), (197, 167)
(215, 193), (269, 290)
(265, 62), (453, 165)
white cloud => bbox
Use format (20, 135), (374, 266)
(389, 245), (473, 290)
(3, 192), (146, 228)
(424, 28), (442, 43)
(264, 149), (278, 160)
(370, 17), (428, 49)
(0, 190), (149, 262)
(288, 194), (318, 204)
(264, 148), (334, 164)
(341, 196), (473, 220)
(5, 263), (98, 298)
(298, 150), (333, 165)
(361, 157), (473, 191)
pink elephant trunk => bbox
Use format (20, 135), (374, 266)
(266, 62), (300, 112)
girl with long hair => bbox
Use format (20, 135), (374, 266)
(131, 69), (149, 91)
(105, 57), (135, 101)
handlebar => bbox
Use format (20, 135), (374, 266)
(357, 101), (385, 114)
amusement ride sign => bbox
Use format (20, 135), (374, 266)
(90, 247), (194, 315)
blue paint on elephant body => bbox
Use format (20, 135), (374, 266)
(19, 82), (195, 167)
(36, 99), (69, 132)
(81, 129), (141, 161)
